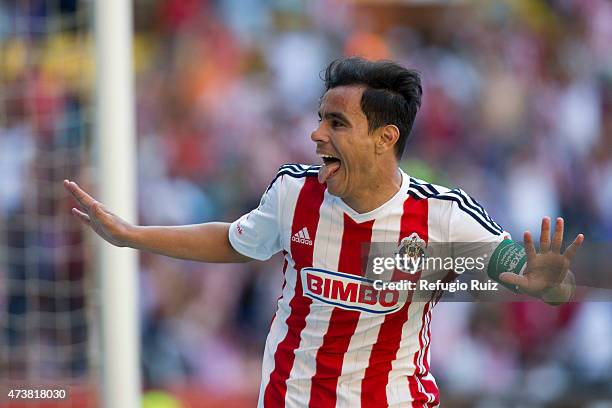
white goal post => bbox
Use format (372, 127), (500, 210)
(94, 0), (141, 407)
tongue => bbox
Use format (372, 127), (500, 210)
(318, 161), (341, 184)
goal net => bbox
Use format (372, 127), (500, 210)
(0, 1), (97, 406)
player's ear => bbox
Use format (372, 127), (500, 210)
(376, 125), (400, 155)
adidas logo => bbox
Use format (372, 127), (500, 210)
(292, 227), (313, 246)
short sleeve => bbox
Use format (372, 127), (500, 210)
(448, 189), (511, 273)
(228, 176), (283, 261)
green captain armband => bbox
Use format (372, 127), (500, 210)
(487, 239), (527, 294)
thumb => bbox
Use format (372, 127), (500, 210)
(499, 272), (527, 287)
(72, 208), (91, 225)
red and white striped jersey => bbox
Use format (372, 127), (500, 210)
(229, 164), (508, 408)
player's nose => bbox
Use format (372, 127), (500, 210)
(311, 124), (328, 143)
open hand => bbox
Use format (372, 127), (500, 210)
(64, 180), (133, 247)
(500, 217), (583, 301)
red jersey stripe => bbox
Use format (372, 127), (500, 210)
(263, 177), (326, 407)
(414, 300), (439, 406)
(413, 271), (457, 407)
(418, 272), (456, 407)
(308, 214), (375, 408)
(362, 195), (429, 407)
(411, 297), (440, 406)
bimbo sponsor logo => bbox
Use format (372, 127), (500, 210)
(292, 227), (313, 246)
(300, 268), (403, 314)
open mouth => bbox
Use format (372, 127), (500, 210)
(318, 154), (342, 184)
(321, 154), (341, 166)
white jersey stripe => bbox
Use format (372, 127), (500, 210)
(337, 205), (402, 407)
(256, 176), (306, 407)
(386, 302), (426, 406)
(258, 259), (298, 406)
(285, 191), (343, 407)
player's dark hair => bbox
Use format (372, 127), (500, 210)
(323, 57), (422, 160)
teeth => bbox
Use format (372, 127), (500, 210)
(318, 154), (338, 160)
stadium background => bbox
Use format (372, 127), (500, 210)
(1, 0), (611, 406)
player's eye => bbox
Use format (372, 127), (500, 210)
(331, 119), (344, 128)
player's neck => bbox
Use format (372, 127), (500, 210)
(342, 167), (402, 214)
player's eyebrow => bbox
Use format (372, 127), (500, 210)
(318, 110), (351, 127)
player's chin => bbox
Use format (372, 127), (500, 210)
(326, 176), (346, 197)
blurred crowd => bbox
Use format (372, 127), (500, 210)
(1, 0), (612, 406)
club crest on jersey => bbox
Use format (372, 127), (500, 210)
(301, 268), (404, 314)
(395, 232), (427, 273)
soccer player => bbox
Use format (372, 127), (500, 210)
(64, 57), (583, 407)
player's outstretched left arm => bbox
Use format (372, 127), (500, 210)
(499, 217), (584, 305)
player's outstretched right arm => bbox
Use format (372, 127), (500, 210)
(63, 180), (251, 263)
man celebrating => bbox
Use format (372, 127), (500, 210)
(64, 57), (583, 407)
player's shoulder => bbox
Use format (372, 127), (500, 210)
(266, 163), (321, 192)
(407, 175), (504, 235)
(407, 175), (476, 201)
